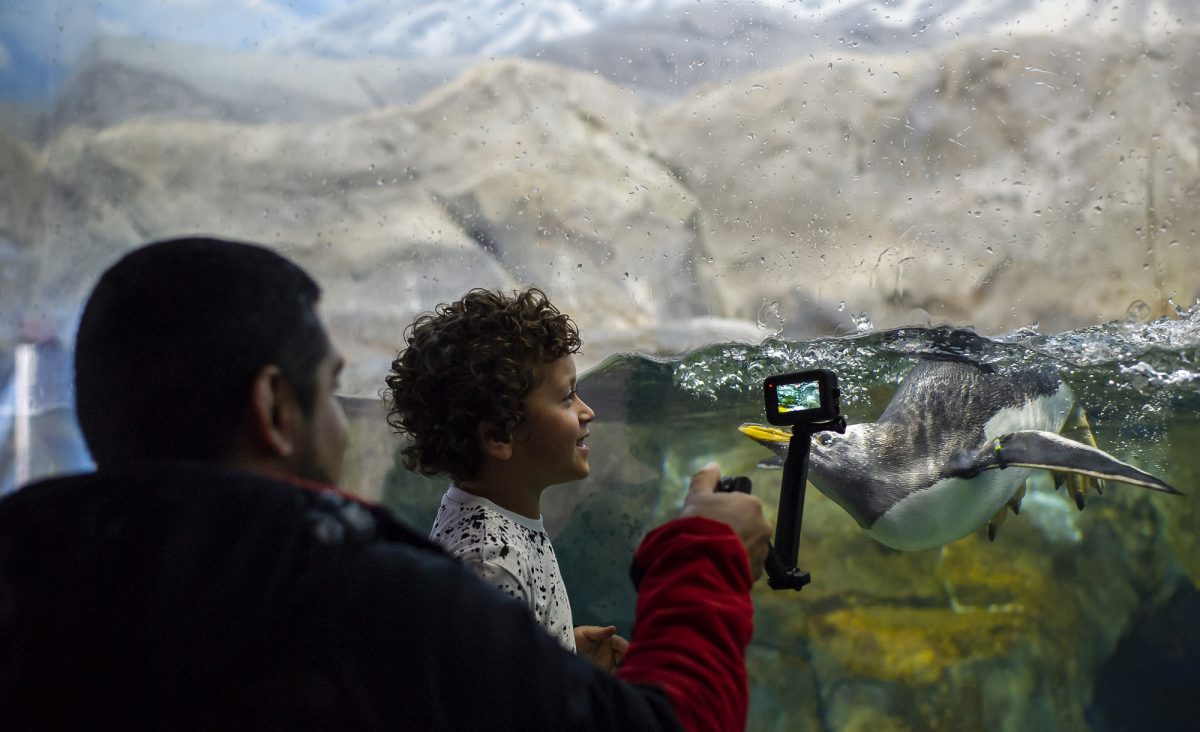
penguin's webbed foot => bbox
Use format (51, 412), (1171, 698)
(1009, 482), (1027, 516)
(986, 515), (1002, 542)
(986, 483), (1028, 542)
(1055, 472), (1104, 511)
(1057, 404), (1108, 507)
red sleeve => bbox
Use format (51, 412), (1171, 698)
(616, 516), (754, 732)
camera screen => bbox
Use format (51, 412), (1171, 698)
(764, 369), (839, 427)
(775, 380), (822, 414)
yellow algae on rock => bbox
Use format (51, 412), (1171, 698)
(809, 605), (1030, 685)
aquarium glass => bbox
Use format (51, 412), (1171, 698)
(2, 1), (1198, 729)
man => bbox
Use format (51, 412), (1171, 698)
(0, 237), (771, 730)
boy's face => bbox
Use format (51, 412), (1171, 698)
(510, 354), (595, 489)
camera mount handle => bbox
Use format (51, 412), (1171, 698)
(769, 415), (847, 590)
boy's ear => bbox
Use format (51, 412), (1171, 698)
(247, 364), (303, 459)
(478, 422), (513, 461)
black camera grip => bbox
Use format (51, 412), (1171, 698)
(715, 475), (794, 588)
(717, 476), (752, 494)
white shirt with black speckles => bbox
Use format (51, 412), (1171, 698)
(429, 485), (576, 652)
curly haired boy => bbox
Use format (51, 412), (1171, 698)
(385, 288), (626, 669)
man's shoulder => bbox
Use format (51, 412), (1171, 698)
(2, 464), (440, 556)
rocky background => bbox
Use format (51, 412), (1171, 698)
(2, 2), (1200, 393)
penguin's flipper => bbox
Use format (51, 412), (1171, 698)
(949, 431), (1182, 495)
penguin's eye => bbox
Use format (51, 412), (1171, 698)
(815, 433), (833, 446)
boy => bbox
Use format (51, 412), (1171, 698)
(385, 288), (625, 667)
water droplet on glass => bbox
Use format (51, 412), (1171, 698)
(851, 312), (874, 333)
(1125, 299), (1152, 326)
(756, 300), (784, 336)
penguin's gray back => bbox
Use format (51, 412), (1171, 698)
(876, 358), (1064, 453)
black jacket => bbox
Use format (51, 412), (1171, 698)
(0, 464), (687, 730)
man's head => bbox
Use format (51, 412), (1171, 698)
(384, 288), (584, 484)
(74, 237), (347, 483)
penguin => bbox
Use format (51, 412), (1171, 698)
(739, 357), (1182, 551)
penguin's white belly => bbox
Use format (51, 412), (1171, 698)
(868, 469), (1032, 551)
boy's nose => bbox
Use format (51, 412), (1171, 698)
(579, 398), (595, 422)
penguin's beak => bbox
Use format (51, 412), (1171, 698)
(737, 423), (793, 446)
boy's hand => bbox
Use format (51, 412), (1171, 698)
(574, 625), (629, 673)
(680, 463), (772, 580)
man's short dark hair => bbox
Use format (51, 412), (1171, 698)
(74, 237), (328, 467)
(384, 288), (581, 483)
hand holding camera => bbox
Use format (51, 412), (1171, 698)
(680, 463), (773, 581)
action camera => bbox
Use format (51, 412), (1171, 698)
(763, 369), (840, 427)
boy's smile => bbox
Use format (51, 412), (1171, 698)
(512, 354), (595, 489)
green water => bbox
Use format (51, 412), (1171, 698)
(379, 306), (1200, 732)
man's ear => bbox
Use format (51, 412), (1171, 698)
(478, 422), (513, 461)
(247, 364), (304, 458)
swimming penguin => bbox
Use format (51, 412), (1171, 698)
(739, 357), (1182, 551)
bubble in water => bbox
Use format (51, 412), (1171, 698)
(1125, 300), (1152, 326)
(851, 312), (874, 333)
(837, 300), (846, 312)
